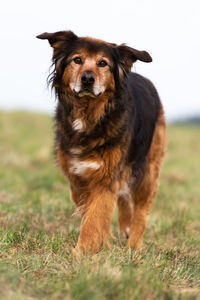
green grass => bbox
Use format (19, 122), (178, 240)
(0, 110), (200, 300)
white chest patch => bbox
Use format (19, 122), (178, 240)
(72, 119), (84, 132)
(70, 158), (102, 175)
(70, 147), (82, 155)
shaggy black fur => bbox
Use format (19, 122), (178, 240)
(37, 31), (161, 180)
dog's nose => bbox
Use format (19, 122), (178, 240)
(81, 72), (95, 85)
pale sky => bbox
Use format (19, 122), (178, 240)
(0, 0), (200, 120)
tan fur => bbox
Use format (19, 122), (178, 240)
(57, 108), (166, 253)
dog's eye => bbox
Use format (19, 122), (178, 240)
(74, 57), (82, 64)
(98, 60), (108, 68)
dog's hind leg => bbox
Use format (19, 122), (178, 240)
(118, 194), (133, 238)
(128, 163), (161, 249)
(128, 182), (154, 249)
(128, 110), (166, 249)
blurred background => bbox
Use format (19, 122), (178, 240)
(0, 0), (200, 121)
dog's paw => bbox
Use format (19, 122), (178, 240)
(118, 226), (130, 239)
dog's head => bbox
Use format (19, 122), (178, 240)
(37, 31), (152, 99)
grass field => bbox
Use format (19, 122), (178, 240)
(0, 110), (200, 300)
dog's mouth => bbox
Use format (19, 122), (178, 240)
(73, 89), (101, 99)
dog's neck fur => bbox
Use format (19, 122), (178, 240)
(57, 89), (124, 132)
(55, 87), (128, 157)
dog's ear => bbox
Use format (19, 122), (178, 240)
(37, 31), (78, 82)
(36, 31), (78, 48)
(117, 44), (152, 73)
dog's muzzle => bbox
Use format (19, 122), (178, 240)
(74, 72), (100, 98)
(79, 72), (96, 97)
(73, 72), (102, 98)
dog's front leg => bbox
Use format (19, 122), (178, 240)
(74, 187), (117, 254)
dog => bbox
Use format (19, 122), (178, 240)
(37, 31), (166, 254)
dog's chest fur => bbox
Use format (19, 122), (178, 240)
(55, 73), (160, 187)
(55, 91), (130, 189)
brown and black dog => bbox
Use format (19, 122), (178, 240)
(37, 31), (166, 254)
